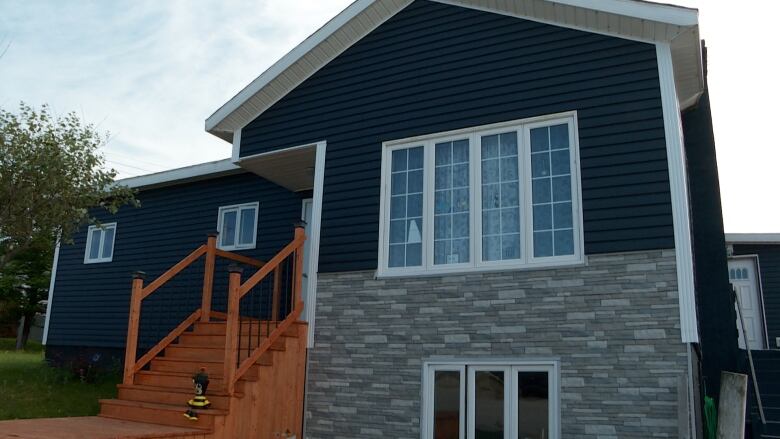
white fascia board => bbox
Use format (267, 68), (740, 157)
(726, 233), (780, 244)
(657, 42), (698, 344)
(552, 0), (698, 26)
(116, 158), (240, 189)
(204, 0), (377, 134)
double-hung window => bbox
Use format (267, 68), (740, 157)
(84, 223), (117, 264)
(217, 202), (259, 251)
(380, 113), (582, 275)
(422, 361), (560, 439)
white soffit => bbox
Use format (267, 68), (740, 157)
(116, 159), (242, 190)
(205, 0), (703, 141)
(238, 145), (317, 192)
(726, 233), (780, 245)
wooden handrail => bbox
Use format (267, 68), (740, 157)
(237, 234), (305, 297)
(133, 308), (202, 374)
(233, 304), (303, 385)
(215, 249), (266, 268)
(141, 245), (207, 299)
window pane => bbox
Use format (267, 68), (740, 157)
(474, 371), (505, 439)
(531, 123), (575, 258)
(222, 210), (237, 247)
(435, 140), (470, 265)
(101, 228), (115, 259)
(89, 229), (102, 260)
(549, 123), (569, 149)
(388, 146), (424, 268)
(517, 372), (549, 439)
(392, 149), (407, 172)
(534, 231), (553, 257)
(481, 132), (521, 262)
(434, 371), (461, 439)
(239, 208), (256, 245)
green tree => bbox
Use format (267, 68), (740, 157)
(0, 237), (52, 350)
(0, 102), (138, 348)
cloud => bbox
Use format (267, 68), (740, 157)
(2, 0), (779, 232)
(0, 0), (352, 177)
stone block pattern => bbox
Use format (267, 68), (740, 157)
(304, 249), (687, 438)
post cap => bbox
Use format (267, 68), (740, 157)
(228, 263), (244, 274)
(132, 271), (147, 280)
(207, 231), (219, 238)
(294, 221), (307, 229)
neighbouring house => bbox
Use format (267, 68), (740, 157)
(725, 233), (780, 436)
(42, 0), (748, 437)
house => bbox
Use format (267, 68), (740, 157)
(725, 233), (780, 436)
(42, 0), (745, 437)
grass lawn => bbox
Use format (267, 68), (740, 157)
(0, 338), (119, 420)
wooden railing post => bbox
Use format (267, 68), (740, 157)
(223, 264), (242, 395)
(292, 224), (306, 312)
(271, 265), (281, 322)
(123, 271), (145, 385)
(201, 233), (218, 322)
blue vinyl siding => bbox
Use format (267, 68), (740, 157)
(733, 243), (780, 346)
(240, 0), (674, 272)
(46, 173), (303, 348)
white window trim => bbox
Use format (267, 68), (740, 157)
(378, 111), (584, 277)
(421, 359), (560, 439)
(216, 201), (259, 251)
(83, 223), (117, 264)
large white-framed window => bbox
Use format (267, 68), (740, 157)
(217, 202), (259, 251)
(83, 223), (117, 264)
(379, 112), (583, 276)
(422, 360), (560, 439)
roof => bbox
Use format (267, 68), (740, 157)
(116, 158), (242, 190)
(205, 0), (703, 142)
(726, 233), (780, 245)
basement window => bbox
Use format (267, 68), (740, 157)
(84, 223), (117, 264)
(217, 202), (259, 251)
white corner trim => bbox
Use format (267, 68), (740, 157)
(42, 239), (61, 345)
(657, 42), (698, 344)
(231, 128), (242, 164)
(305, 141), (326, 348)
(725, 233), (780, 244)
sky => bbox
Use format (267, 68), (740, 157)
(0, 0), (777, 233)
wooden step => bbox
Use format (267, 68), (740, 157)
(192, 321), (302, 338)
(150, 356), (271, 379)
(134, 370), (253, 390)
(178, 333), (281, 352)
(117, 384), (237, 411)
(100, 398), (226, 431)
(165, 339), (286, 361)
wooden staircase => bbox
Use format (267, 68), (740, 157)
(97, 228), (308, 438)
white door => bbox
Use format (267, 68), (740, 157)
(729, 258), (766, 350)
(301, 199), (314, 311)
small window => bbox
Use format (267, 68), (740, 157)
(84, 223), (117, 264)
(217, 202), (259, 250)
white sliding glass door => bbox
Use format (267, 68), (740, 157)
(424, 362), (559, 439)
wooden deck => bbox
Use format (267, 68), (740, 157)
(0, 416), (210, 439)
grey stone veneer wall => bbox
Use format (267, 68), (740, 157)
(304, 249), (688, 438)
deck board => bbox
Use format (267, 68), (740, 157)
(0, 416), (210, 439)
